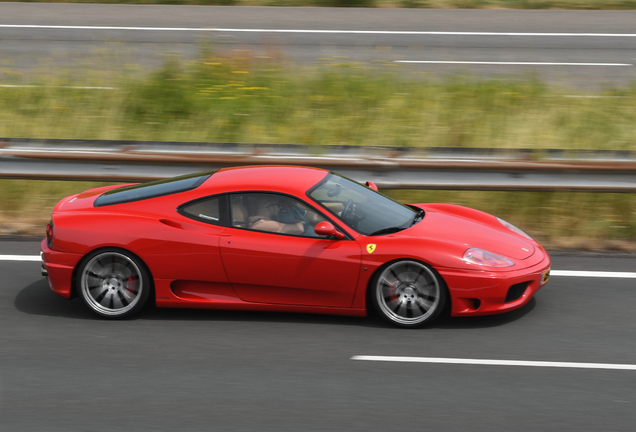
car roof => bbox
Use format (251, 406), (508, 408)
(200, 165), (330, 195)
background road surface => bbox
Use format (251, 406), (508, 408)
(1, 4), (635, 87)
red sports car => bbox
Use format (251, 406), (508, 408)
(41, 165), (550, 328)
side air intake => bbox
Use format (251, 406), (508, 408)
(505, 282), (529, 303)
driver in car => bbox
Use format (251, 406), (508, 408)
(277, 197), (323, 236)
(249, 195), (305, 235)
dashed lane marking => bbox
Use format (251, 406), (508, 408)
(551, 270), (636, 278)
(395, 61), (632, 66)
(0, 85), (115, 90)
(2, 25), (636, 38)
(0, 255), (42, 262)
(352, 356), (636, 371)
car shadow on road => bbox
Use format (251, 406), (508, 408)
(142, 305), (388, 328)
(14, 278), (96, 320)
(14, 279), (387, 328)
(16, 278), (536, 329)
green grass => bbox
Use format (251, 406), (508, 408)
(1, 52), (635, 247)
(4, 0), (636, 9)
(2, 54), (636, 149)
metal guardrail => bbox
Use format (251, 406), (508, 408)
(1, 138), (635, 191)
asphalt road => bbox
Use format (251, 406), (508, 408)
(1, 239), (636, 431)
(1, 4), (636, 86)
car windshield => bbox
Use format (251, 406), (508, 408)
(308, 174), (420, 236)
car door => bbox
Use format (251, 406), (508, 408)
(219, 192), (362, 308)
(156, 194), (236, 301)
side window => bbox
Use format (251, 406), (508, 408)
(180, 196), (222, 224)
(231, 193), (327, 237)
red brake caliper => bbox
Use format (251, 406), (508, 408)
(388, 279), (398, 303)
(125, 276), (137, 298)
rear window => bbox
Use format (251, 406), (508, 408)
(94, 170), (216, 207)
(179, 196), (223, 224)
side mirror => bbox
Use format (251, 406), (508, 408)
(314, 221), (345, 239)
(365, 181), (378, 191)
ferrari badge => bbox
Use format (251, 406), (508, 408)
(366, 244), (377, 254)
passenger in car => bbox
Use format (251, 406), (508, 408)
(248, 195), (305, 234)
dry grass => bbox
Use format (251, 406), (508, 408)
(0, 180), (114, 237)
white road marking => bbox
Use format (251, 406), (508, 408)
(0, 255), (634, 279)
(351, 356), (636, 371)
(0, 255), (42, 262)
(2, 25), (636, 37)
(551, 270), (636, 278)
(562, 95), (630, 98)
(0, 84), (116, 90)
(0, 85), (115, 90)
(395, 61), (632, 66)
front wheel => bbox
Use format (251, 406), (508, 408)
(77, 249), (150, 319)
(371, 260), (446, 328)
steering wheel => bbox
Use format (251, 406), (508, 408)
(341, 199), (354, 222)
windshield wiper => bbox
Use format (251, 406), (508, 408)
(368, 227), (404, 236)
(410, 209), (425, 227)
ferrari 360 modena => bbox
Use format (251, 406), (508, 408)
(41, 165), (550, 327)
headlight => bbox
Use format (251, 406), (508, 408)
(463, 248), (515, 268)
(497, 217), (533, 240)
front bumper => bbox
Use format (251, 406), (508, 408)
(439, 252), (551, 317)
(40, 239), (83, 299)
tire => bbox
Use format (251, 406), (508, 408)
(77, 249), (151, 319)
(371, 260), (446, 328)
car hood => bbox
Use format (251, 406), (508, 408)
(403, 204), (535, 260)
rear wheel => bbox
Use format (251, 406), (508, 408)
(371, 260), (446, 328)
(77, 249), (150, 319)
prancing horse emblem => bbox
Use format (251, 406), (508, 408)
(366, 244), (377, 254)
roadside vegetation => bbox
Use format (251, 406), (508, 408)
(4, 0), (636, 9)
(0, 51), (635, 247)
(2, 54), (636, 149)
